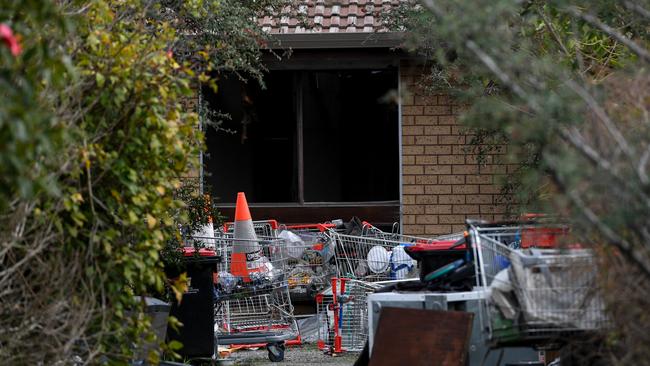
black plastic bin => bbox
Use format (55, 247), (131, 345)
(168, 248), (220, 359)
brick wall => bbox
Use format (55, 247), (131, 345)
(400, 62), (507, 236)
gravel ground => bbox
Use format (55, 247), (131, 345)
(224, 344), (358, 366)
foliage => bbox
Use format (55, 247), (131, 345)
(396, 0), (650, 363)
(0, 0), (284, 364)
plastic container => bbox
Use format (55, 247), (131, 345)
(168, 247), (220, 358)
(404, 239), (469, 281)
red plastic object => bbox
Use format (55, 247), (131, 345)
(521, 227), (569, 249)
(410, 239), (465, 251)
(181, 247), (217, 257)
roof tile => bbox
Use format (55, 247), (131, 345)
(260, 0), (407, 34)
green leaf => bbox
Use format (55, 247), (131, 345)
(95, 72), (105, 87)
(168, 340), (183, 351)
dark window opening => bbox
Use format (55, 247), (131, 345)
(203, 68), (399, 205)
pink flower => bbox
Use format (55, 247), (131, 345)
(0, 24), (22, 56)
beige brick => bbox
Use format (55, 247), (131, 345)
(424, 105), (452, 115)
(425, 205), (452, 214)
(466, 175), (493, 184)
(453, 205), (480, 214)
(437, 116), (456, 125)
(424, 145), (452, 155)
(452, 105), (468, 114)
(438, 155), (466, 165)
(452, 185), (479, 194)
(403, 185), (424, 195)
(403, 224), (425, 235)
(416, 215), (439, 224)
(402, 175), (415, 184)
(414, 95), (437, 105)
(403, 205), (425, 214)
(403, 106), (423, 115)
(424, 165), (452, 175)
(452, 125), (473, 135)
(439, 195), (465, 204)
(480, 185), (501, 194)
(425, 224), (453, 235)
(403, 165), (423, 175)
(437, 95), (452, 105)
(507, 164), (519, 174)
(414, 116), (436, 126)
(402, 195), (416, 204)
(480, 205), (506, 214)
(415, 156), (437, 165)
(403, 146), (424, 155)
(403, 126), (424, 136)
(415, 136), (438, 145)
(453, 146), (471, 154)
(439, 215), (466, 224)
(466, 195), (493, 204)
(439, 135), (465, 145)
(453, 165), (479, 174)
(402, 214), (416, 224)
(452, 224), (466, 232)
(479, 165), (507, 174)
(402, 136), (415, 145)
(438, 175), (465, 184)
(402, 156), (415, 165)
(424, 126), (452, 136)
(402, 115), (415, 125)
(415, 175), (438, 185)
(416, 195), (438, 204)
(425, 185), (451, 194)
(466, 155), (494, 164)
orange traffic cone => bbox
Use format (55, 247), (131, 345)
(231, 192), (265, 282)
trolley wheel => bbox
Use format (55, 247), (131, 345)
(267, 342), (285, 362)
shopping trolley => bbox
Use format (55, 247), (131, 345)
(316, 278), (386, 354)
(276, 223), (342, 301)
(329, 225), (465, 282)
(202, 234), (298, 362)
(467, 220), (608, 346)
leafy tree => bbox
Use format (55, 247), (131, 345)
(0, 0), (291, 364)
(396, 0), (650, 363)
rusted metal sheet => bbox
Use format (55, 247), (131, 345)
(369, 307), (473, 366)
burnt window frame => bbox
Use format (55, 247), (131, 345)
(201, 48), (406, 225)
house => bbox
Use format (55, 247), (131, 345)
(199, 0), (507, 236)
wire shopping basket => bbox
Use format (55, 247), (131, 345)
(201, 234), (297, 362)
(316, 278), (385, 354)
(467, 221), (608, 346)
(329, 225), (464, 282)
(276, 223), (342, 300)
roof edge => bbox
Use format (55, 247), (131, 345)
(267, 32), (405, 49)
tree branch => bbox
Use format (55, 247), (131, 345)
(566, 6), (650, 64)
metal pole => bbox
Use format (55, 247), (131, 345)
(198, 86), (204, 195)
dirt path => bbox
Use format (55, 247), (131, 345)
(225, 344), (358, 366)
